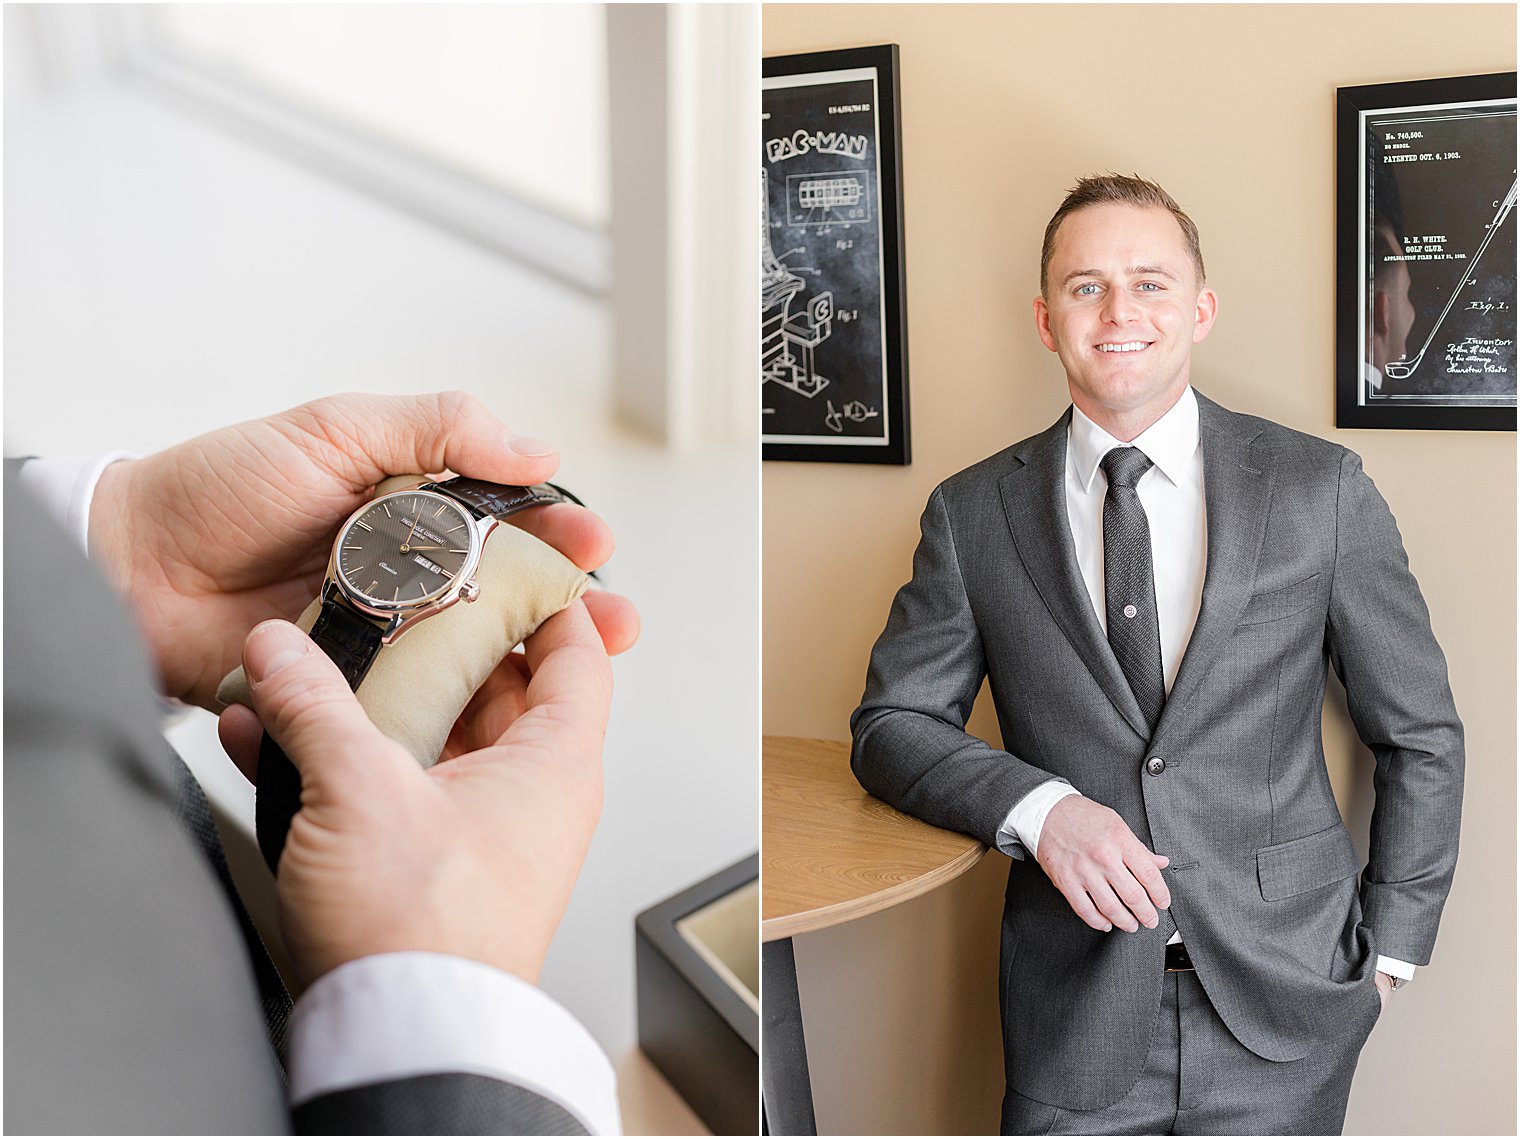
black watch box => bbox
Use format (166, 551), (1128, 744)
(635, 854), (759, 1135)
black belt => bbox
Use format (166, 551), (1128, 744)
(1165, 943), (1195, 972)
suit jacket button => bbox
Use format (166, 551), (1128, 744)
(1146, 756), (1166, 776)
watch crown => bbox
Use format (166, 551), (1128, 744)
(460, 579), (480, 603)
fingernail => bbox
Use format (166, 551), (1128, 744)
(507, 434), (555, 458)
(246, 621), (310, 683)
(1102, 923), (1113, 932)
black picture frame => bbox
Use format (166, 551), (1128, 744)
(762, 44), (911, 464)
(1335, 72), (1517, 431)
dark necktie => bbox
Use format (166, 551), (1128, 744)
(174, 757), (293, 1066)
(1101, 447), (1165, 733)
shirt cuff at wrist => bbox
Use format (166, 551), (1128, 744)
(289, 952), (620, 1135)
(1375, 955), (1416, 982)
(995, 780), (1080, 860)
(17, 452), (137, 556)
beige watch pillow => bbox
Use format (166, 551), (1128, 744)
(217, 474), (590, 767)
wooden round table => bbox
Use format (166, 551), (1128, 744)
(761, 736), (988, 1133)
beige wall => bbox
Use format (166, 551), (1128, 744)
(762, 5), (1515, 1134)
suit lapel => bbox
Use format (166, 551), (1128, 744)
(1153, 393), (1278, 739)
(999, 412), (1151, 740)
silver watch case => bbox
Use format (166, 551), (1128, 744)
(323, 486), (499, 644)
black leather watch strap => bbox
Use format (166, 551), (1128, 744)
(424, 477), (582, 520)
(305, 601), (386, 688)
(255, 602), (384, 873)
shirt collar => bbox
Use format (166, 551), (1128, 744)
(1068, 385), (1200, 493)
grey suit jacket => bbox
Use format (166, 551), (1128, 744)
(4, 467), (589, 1135)
(851, 392), (1463, 1111)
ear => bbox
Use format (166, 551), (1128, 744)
(1191, 286), (1220, 345)
(1033, 295), (1058, 353)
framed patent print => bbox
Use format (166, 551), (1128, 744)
(1336, 72), (1517, 430)
(762, 44), (911, 464)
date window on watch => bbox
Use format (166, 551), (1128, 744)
(412, 553), (447, 577)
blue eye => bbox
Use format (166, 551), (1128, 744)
(1075, 283), (1101, 296)
(1137, 282), (1162, 291)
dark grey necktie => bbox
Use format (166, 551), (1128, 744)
(1101, 447), (1165, 733)
(174, 758), (292, 1064)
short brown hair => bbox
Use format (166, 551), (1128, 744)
(1040, 173), (1205, 295)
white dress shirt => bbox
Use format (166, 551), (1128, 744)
(21, 454), (623, 1132)
(992, 388), (1413, 981)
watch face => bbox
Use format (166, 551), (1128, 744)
(334, 490), (477, 608)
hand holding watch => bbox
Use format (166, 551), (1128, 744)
(255, 475), (584, 872)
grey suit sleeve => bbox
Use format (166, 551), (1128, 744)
(1326, 450), (1464, 964)
(851, 486), (1061, 847)
(293, 1073), (590, 1135)
(5, 472), (293, 1134)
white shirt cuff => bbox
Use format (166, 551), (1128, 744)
(288, 952), (621, 1135)
(1376, 955), (1416, 981)
(994, 780), (1081, 860)
(17, 452), (137, 555)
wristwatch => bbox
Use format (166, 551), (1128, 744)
(255, 476), (582, 872)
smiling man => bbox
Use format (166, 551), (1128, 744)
(851, 174), (1463, 1135)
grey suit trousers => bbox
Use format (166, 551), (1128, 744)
(1000, 969), (1382, 1135)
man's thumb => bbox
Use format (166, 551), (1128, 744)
(244, 620), (391, 782)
